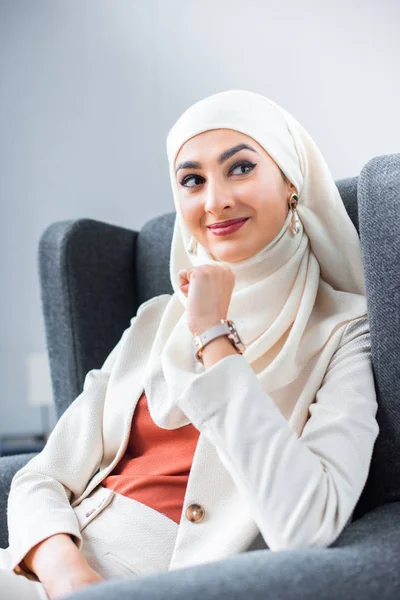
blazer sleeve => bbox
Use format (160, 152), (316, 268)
(6, 315), (137, 571)
(176, 315), (380, 551)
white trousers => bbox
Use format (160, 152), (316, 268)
(0, 484), (179, 599)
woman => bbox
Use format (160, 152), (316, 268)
(0, 90), (379, 599)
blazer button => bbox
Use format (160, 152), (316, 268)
(185, 503), (206, 523)
(85, 508), (96, 518)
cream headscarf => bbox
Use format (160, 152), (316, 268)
(142, 90), (367, 432)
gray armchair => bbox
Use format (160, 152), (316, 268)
(1, 154), (399, 599)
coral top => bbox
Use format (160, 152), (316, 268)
(102, 390), (200, 524)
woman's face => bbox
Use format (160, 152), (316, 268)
(174, 128), (298, 263)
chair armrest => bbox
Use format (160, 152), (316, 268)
(38, 218), (139, 418)
(63, 502), (400, 600)
(0, 454), (38, 549)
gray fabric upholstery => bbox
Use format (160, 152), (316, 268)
(1, 155), (399, 599)
(38, 220), (140, 419)
(357, 154), (400, 510)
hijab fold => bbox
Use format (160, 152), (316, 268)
(142, 90), (367, 432)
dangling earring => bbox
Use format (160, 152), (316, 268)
(288, 193), (301, 235)
(187, 235), (198, 255)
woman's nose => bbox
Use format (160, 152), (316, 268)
(204, 180), (234, 212)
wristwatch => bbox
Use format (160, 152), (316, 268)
(193, 319), (246, 363)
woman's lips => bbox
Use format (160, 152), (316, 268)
(208, 218), (249, 236)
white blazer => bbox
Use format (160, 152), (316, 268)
(4, 295), (379, 573)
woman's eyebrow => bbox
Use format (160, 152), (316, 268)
(175, 143), (258, 175)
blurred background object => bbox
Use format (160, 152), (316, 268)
(0, 353), (52, 455)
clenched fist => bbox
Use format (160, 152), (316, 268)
(178, 263), (236, 337)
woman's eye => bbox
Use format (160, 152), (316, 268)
(180, 174), (204, 188)
(229, 161), (257, 176)
(179, 161), (257, 189)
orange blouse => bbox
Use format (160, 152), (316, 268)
(102, 390), (200, 524)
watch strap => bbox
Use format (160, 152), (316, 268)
(193, 319), (246, 362)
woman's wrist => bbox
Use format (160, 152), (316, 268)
(200, 335), (239, 369)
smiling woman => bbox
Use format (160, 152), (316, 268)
(1, 90), (379, 599)
(174, 130), (298, 263)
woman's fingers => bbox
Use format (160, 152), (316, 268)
(178, 270), (190, 296)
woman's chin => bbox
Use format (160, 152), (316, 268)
(209, 248), (251, 263)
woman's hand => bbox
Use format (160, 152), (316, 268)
(22, 533), (104, 599)
(178, 263), (235, 336)
(42, 562), (104, 599)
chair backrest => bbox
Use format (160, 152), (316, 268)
(356, 154), (400, 518)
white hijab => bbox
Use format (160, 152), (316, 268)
(142, 90), (367, 432)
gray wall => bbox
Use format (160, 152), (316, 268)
(1, 0), (399, 436)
